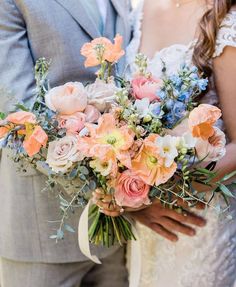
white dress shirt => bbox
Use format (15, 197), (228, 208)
(96, 0), (108, 25)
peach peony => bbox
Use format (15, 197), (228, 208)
(189, 104), (221, 140)
(77, 113), (135, 174)
(114, 170), (151, 208)
(23, 126), (48, 157)
(6, 111), (36, 125)
(81, 34), (125, 67)
(132, 134), (177, 186)
(58, 112), (86, 135)
(45, 82), (88, 115)
(195, 127), (226, 162)
(131, 76), (162, 102)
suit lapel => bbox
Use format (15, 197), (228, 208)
(54, 0), (101, 39)
(111, 0), (131, 73)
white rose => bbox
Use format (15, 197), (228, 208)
(85, 79), (118, 112)
(46, 136), (84, 173)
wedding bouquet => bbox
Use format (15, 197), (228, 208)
(0, 35), (235, 251)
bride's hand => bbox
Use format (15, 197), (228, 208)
(129, 200), (207, 242)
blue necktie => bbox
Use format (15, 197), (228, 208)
(82, 0), (104, 34)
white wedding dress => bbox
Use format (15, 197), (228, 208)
(126, 1), (236, 286)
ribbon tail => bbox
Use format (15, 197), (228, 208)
(78, 200), (102, 264)
(129, 225), (141, 287)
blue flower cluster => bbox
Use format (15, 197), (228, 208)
(157, 65), (208, 128)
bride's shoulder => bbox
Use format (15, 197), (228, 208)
(214, 10), (236, 57)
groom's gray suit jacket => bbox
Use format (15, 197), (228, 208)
(0, 0), (131, 263)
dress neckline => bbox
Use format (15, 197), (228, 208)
(133, 0), (236, 62)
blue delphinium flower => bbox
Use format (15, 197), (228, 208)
(165, 99), (175, 110)
(172, 101), (186, 120)
(170, 75), (182, 87)
(178, 90), (192, 102)
(149, 102), (163, 118)
(157, 89), (166, 100)
(165, 113), (176, 128)
(197, 78), (208, 91)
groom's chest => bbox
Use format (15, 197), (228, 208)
(14, 0), (131, 85)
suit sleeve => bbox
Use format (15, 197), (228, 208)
(0, 0), (36, 112)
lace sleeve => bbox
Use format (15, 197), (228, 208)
(213, 11), (236, 58)
(125, 0), (144, 71)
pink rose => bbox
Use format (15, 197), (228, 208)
(131, 76), (162, 102)
(114, 170), (151, 208)
(195, 127), (226, 162)
(45, 82), (88, 115)
(84, 105), (101, 123)
(58, 112), (86, 135)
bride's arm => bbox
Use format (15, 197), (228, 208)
(211, 46), (236, 181)
(194, 46), (236, 193)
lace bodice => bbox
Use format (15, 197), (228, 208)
(126, 2), (236, 287)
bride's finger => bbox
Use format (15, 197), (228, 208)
(150, 223), (178, 242)
(167, 209), (206, 227)
(158, 217), (195, 236)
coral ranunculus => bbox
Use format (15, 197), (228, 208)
(45, 82), (88, 115)
(189, 104), (222, 140)
(77, 113), (135, 174)
(114, 170), (151, 208)
(81, 34), (125, 67)
(132, 134), (177, 186)
(131, 76), (162, 102)
(23, 126), (48, 157)
(0, 126), (10, 138)
(6, 111), (36, 125)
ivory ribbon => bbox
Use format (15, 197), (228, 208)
(78, 202), (142, 287)
(129, 224), (141, 287)
(78, 200), (102, 264)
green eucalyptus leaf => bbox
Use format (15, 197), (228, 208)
(49, 235), (58, 239)
(219, 184), (235, 198)
(64, 224), (75, 233)
(15, 104), (29, 111)
(221, 170), (236, 182)
(0, 112), (6, 120)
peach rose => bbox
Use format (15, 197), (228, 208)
(131, 76), (162, 102)
(23, 126), (48, 157)
(46, 136), (84, 173)
(6, 111), (36, 125)
(84, 105), (101, 123)
(195, 127), (226, 162)
(85, 79), (118, 112)
(81, 34), (125, 67)
(114, 170), (151, 208)
(189, 104), (222, 140)
(45, 82), (88, 115)
(58, 112), (86, 135)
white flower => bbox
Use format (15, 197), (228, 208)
(134, 98), (150, 118)
(90, 158), (113, 177)
(46, 136), (84, 173)
(85, 79), (118, 112)
(177, 132), (197, 149)
(156, 135), (179, 167)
